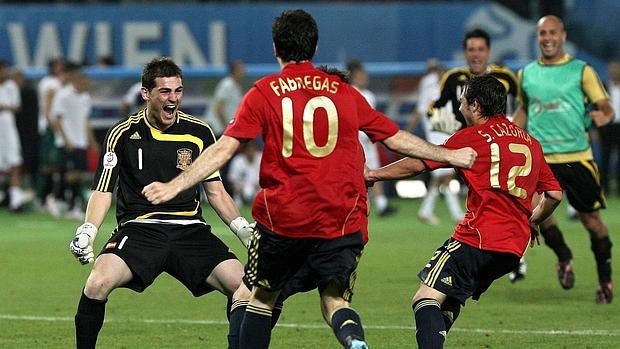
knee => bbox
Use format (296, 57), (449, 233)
(83, 271), (119, 300)
(233, 281), (252, 301)
(250, 287), (279, 309)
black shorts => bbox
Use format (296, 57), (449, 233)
(549, 161), (606, 212)
(418, 238), (519, 305)
(100, 222), (238, 297)
(244, 224), (363, 302)
(63, 148), (88, 172)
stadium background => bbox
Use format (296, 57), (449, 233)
(1, 1), (620, 348)
(1, 0), (617, 138)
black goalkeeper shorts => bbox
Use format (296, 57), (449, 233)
(100, 222), (238, 297)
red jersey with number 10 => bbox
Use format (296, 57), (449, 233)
(423, 116), (561, 257)
(224, 62), (399, 239)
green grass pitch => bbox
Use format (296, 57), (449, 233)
(1, 195), (619, 348)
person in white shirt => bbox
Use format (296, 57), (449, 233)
(51, 72), (99, 219)
(347, 59), (396, 217)
(227, 140), (261, 207)
(36, 58), (68, 215)
(120, 81), (144, 117)
(204, 60), (246, 194)
(204, 60), (245, 136)
(407, 59), (464, 225)
(0, 60), (25, 211)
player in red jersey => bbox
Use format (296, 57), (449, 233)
(142, 10), (476, 349)
(366, 75), (563, 349)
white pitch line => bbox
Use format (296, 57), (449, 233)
(1, 314), (619, 337)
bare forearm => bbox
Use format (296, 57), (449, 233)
(531, 190), (563, 225)
(368, 158), (426, 182)
(170, 136), (240, 194)
(203, 181), (241, 225)
(383, 130), (453, 163)
(84, 191), (112, 228)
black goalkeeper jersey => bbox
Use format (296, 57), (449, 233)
(429, 64), (519, 130)
(92, 109), (220, 225)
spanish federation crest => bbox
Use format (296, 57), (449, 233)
(176, 148), (193, 170)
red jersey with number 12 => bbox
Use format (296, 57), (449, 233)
(423, 116), (561, 257)
(224, 62), (399, 239)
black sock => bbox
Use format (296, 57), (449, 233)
(591, 236), (613, 283)
(75, 292), (107, 349)
(331, 307), (365, 347)
(227, 299), (247, 349)
(440, 297), (461, 332)
(541, 224), (573, 262)
(413, 298), (446, 349)
(37, 173), (52, 204)
(69, 181), (82, 210)
(239, 304), (272, 349)
(271, 302), (283, 328)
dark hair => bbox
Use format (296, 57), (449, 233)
(464, 75), (506, 117)
(272, 9), (318, 63)
(228, 59), (244, 74)
(97, 56), (115, 66)
(47, 58), (64, 74)
(463, 28), (490, 50)
(345, 58), (365, 75)
(317, 65), (349, 82)
(141, 57), (182, 91)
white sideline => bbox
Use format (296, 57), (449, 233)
(1, 314), (619, 336)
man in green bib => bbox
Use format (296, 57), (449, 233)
(514, 15), (615, 303)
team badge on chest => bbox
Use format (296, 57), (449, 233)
(176, 148), (193, 170)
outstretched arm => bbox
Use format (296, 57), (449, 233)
(365, 157), (427, 183)
(142, 136), (241, 204)
(382, 130), (476, 169)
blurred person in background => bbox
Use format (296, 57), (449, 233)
(407, 58), (462, 226)
(205, 60), (246, 136)
(12, 69), (39, 196)
(0, 60), (26, 212)
(51, 72), (99, 220)
(204, 60), (246, 194)
(227, 140), (261, 208)
(599, 60), (620, 196)
(120, 81), (145, 117)
(513, 15), (615, 303)
(36, 58), (68, 216)
(347, 58), (396, 217)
